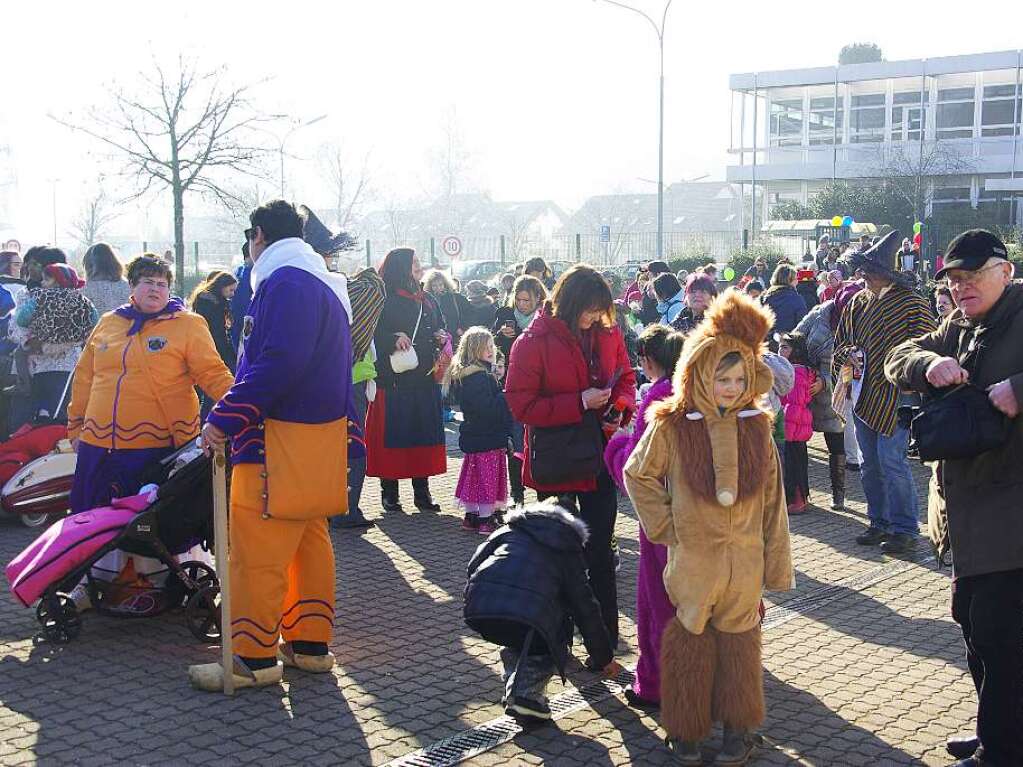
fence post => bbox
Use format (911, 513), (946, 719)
(500, 235), (506, 265)
(193, 241), (199, 275)
(365, 239), (371, 267)
(143, 241), (148, 253)
(430, 237), (437, 267)
(742, 229), (749, 252)
(575, 233), (581, 261)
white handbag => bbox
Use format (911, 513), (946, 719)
(389, 303), (423, 374)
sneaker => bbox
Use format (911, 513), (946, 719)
(880, 533), (916, 556)
(666, 738), (703, 765)
(855, 527), (888, 546)
(461, 513), (480, 531)
(505, 695), (552, 721)
(69, 583), (92, 612)
(477, 518), (497, 536)
(715, 727), (763, 765)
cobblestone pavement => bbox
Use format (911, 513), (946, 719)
(0, 430), (974, 766)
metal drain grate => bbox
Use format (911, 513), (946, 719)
(387, 554), (926, 767)
(385, 671), (636, 767)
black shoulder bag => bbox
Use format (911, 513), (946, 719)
(529, 411), (604, 485)
(909, 329), (1011, 462)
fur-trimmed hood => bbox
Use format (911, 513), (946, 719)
(506, 502), (589, 548)
(651, 289), (776, 507)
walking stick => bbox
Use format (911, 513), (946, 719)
(212, 446), (234, 695)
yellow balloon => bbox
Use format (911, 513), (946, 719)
(831, 216), (843, 227)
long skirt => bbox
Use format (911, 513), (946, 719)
(455, 449), (508, 508)
(69, 443), (174, 514)
(365, 386), (446, 480)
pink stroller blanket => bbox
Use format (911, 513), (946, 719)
(6, 495), (150, 607)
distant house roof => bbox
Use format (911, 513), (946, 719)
(560, 182), (745, 235)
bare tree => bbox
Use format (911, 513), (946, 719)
(68, 186), (120, 251)
(316, 142), (373, 232)
(54, 57), (268, 284)
(382, 198), (412, 248)
(871, 141), (976, 220)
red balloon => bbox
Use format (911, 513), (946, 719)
(913, 233), (922, 245)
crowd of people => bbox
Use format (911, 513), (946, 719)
(1, 206), (1020, 765)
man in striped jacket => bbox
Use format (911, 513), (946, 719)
(834, 231), (936, 556)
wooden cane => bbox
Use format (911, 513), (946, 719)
(212, 446), (234, 695)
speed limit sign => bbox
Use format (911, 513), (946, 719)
(441, 236), (463, 258)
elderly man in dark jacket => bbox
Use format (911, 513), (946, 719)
(464, 502), (621, 721)
(886, 229), (1023, 767)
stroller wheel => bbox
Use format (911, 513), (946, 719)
(185, 583), (221, 642)
(175, 561), (217, 606)
(36, 593), (81, 643)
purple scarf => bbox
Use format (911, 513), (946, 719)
(114, 297), (185, 336)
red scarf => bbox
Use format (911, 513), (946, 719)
(396, 288), (425, 303)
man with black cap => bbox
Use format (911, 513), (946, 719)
(833, 230), (936, 555)
(886, 229), (1023, 767)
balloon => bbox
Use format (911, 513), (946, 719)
(831, 216), (843, 227)
(723, 267), (735, 282)
(913, 222), (922, 234)
(842, 216), (853, 227)
(913, 233), (922, 246)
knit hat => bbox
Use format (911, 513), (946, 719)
(465, 280), (488, 299)
(43, 263), (85, 289)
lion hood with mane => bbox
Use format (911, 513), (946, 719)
(652, 289), (776, 507)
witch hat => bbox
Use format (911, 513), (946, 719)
(299, 205), (357, 256)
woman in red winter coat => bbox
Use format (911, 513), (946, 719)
(505, 265), (636, 650)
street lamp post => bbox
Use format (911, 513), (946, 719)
(276, 114), (328, 198)
(595, 0), (673, 259)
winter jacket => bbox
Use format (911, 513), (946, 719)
(82, 279), (130, 317)
(68, 308), (234, 450)
(464, 505), (614, 675)
(229, 262), (252, 351)
(492, 305), (531, 367)
(781, 365), (815, 442)
(505, 305), (636, 493)
(452, 365), (512, 454)
(639, 291), (661, 325)
(656, 289), (686, 325)
(761, 285), (808, 338)
(794, 301), (843, 433)
(462, 296), (497, 330)
(605, 376), (671, 492)
(192, 291), (235, 372)
(431, 290), (466, 339)
(374, 290), (445, 389)
(762, 352), (794, 415)
(885, 283), (1023, 579)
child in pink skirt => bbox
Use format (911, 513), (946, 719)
(446, 327), (513, 535)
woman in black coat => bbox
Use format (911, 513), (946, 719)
(761, 264), (808, 345)
(366, 248), (448, 512)
(491, 275), (547, 377)
(189, 270), (238, 372)
(424, 268), (469, 345)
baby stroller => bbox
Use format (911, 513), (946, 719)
(5, 445), (225, 644)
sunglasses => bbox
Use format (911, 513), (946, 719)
(244, 228), (256, 242)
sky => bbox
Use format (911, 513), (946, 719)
(2, 0), (1021, 245)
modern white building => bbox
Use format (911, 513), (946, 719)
(727, 49), (1023, 228)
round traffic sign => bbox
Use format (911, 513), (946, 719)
(441, 236), (463, 258)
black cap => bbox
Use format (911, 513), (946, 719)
(935, 229), (1008, 279)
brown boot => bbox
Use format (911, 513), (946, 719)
(660, 618), (717, 743)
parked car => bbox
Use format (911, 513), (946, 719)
(451, 260), (504, 286)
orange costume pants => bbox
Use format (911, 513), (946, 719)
(228, 464), (336, 659)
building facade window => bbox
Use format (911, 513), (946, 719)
(769, 99), (803, 147)
(981, 84), (1022, 137)
(931, 185), (973, 212)
(808, 96), (843, 145)
(849, 93), (885, 143)
(891, 91), (929, 141)
(936, 87), (976, 139)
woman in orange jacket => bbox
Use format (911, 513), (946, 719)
(66, 256), (235, 513)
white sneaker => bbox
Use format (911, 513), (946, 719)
(68, 584), (92, 612)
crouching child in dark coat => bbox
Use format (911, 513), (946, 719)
(464, 502), (623, 722)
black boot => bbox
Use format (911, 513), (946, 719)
(381, 479), (402, 512)
(828, 453), (846, 511)
(412, 477), (441, 512)
(508, 453), (525, 506)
